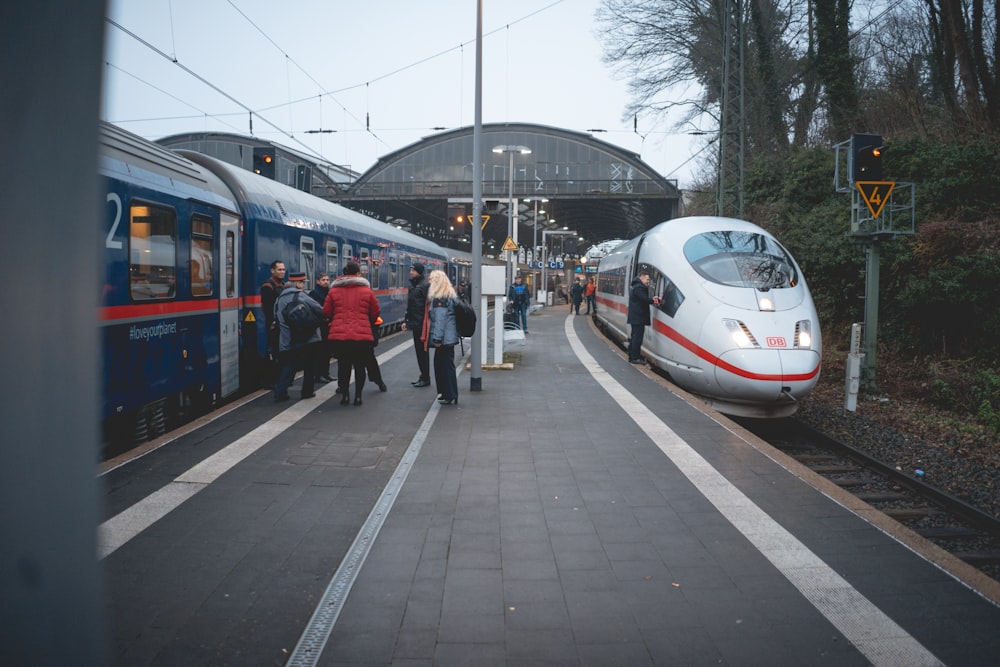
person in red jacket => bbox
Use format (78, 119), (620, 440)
(323, 261), (380, 406)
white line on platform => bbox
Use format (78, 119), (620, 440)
(97, 342), (409, 560)
(564, 315), (943, 667)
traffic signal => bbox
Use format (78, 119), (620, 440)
(253, 147), (275, 179)
(851, 134), (883, 182)
(447, 204), (467, 237)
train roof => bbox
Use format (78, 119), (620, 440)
(98, 122), (239, 213)
(178, 150), (446, 260)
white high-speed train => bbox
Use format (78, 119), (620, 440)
(593, 216), (822, 418)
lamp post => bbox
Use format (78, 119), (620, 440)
(526, 197), (548, 303)
(492, 145), (531, 288)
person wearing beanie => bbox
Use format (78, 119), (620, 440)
(402, 262), (431, 387)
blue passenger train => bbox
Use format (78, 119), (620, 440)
(99, 122), (452, 451)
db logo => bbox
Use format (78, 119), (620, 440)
(766, 337), (787, 348)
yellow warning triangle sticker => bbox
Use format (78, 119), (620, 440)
(856, 181), (895, 219)
(244, 311), (257, 322)
(501, 236), (519, 252)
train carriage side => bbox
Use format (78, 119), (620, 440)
(178, 152), (448, 374)
(100, 124), (242, 449)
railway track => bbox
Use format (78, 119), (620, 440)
(736, 417), (1000, 583)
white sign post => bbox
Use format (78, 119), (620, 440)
(481, 265), (507, 365)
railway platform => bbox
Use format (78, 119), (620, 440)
(100, 305), (1000, 666)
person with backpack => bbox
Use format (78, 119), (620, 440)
(507, 274), (530, 333)
(272, 271), (324, 402)
(424, 270), (460, 405)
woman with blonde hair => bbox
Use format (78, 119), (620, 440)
(422, 270), (460, 405)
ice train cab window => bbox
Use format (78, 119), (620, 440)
(129, 203), (176, 301)
(683, 231), (798, 290)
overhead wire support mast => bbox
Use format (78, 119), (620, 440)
(717, 0), (745, 219)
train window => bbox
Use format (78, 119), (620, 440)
(224, 227), (235, 297)
(129, 203), (176, 301)
(388, 253), (398, 288)
(300, 237), (315, 290)
(342, 244), (352, 270)
(651, 272), (684, 318)
(684, 231), (799, 290)
(326, 241), (339, 277)
(190, 216), (214, 297)
(359, 248), (370, 282)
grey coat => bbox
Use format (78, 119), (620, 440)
(275, 286), (324, 351)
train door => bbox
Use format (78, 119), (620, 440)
(219, 211), (240, 397)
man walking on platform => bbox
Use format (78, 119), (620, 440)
(402, 263), (431, 387)
(627, 270), (659, 364)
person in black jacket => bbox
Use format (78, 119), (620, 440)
(402, 263), (431, 387)
(308, 273), (334, 384)
(259, 260), (286, 386)
(569, 279), (584, 315)
(627, 270), (660, 364)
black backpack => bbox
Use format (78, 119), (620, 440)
(280, 293), (322, 343)
(454, 298), (477, 337)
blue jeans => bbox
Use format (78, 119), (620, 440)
(513, 302), (528, 331)
(586, 295), (596, 313)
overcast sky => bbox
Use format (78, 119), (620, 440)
(102, 0), (705, 188)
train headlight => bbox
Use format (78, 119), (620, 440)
(757, 294), (775, 311)
(724, 318), (759, 348)
(795, 320), (812, 348)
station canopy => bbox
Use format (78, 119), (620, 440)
(333, 123), (681, 256)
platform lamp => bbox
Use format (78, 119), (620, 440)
(492, 145), (531, 287)
(526, 197), (548, 303)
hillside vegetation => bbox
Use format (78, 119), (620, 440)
(690, 139), (1000, 450)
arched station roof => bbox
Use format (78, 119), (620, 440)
(334, 123), (681, 253)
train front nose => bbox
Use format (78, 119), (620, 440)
(714, 348), (821, 402)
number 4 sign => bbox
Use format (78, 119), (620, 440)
(856, 181), (895, 219)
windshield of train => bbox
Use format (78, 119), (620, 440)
(683, 230), (798, 290)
